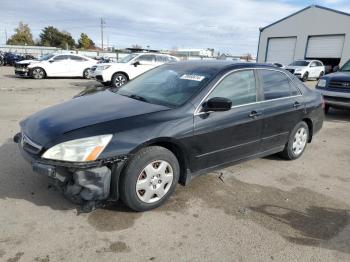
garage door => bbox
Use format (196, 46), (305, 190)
(306, 35), (345, 58)
(266, 37), (296, 65)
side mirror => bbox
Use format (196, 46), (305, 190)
(203, 97), (232, 112)
(133, 61), (140, 67)
(49, 59), (54, 63)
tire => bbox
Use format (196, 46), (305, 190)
(83, 68), (90, 79)
(111, 73), (128, 88)
(317, 71), (324, 80)
(119, 146), (180, 211)
(324, 104), (330, 114)
(280, 121), (309, 160)
(301, 72), (309, 82)
(0, 59), (4, 66)
(30, 67), (46, 79)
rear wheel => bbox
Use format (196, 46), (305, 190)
(301, 72), (309, 82)
(83, 68), (90, 79)
(31, 67), (46, 79)
(280, 121), (309, 160)
(111, 73), (128, 88)
(119, 146), (179, 211)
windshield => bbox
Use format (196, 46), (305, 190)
(115, 64), (217, 107)
(340, 60), (350, 72)
(39, 54), (55, 61)
(119, 54), (138, 63)
(289, 61), (309, 66)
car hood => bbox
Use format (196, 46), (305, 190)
(323, 71), (350, 81)
(16, 59), (38, 65)
(20, 90), (169, 147)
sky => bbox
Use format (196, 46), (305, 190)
(0, 0), (349, 55)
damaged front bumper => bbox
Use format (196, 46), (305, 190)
(14, 132), (127, 211)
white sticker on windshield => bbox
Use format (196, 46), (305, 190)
(180, 74), (205, 81)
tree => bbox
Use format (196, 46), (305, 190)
(7, 22), (34, 45)
(78, 33), (96, 49)
(39, 26), (76, 49)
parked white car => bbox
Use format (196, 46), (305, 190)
(94, 53), (179, 87)
(285, 60), (325, 81)
(14, 54), (98, 79)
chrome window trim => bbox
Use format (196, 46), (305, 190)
(194, 67), (303, 116)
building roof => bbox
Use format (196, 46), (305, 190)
(260, 5), (350, 32)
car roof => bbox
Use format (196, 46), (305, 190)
(161, 60), (279, 75)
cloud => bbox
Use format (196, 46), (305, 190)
(0, 0), (320, 55)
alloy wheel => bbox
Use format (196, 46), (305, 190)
(32, 68), (44, 79)
(114, 75), (126, 87)
(136, 160), (174, 204)
(292, 127), (308, 156)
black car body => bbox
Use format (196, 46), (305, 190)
(14, 61), (324, 211)
(316, 59), (350, 112)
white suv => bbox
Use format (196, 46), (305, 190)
(15, 53), (97, 79)
(94, 53), (178, 87)
(285, 60), (325, 82)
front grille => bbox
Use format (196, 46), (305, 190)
(286, 69), (295, 74)
(328, 81), (350, 90)
(21, 134), (42, 155)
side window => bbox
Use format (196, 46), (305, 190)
(156, 55), (167, 63)
(260, 70), (300, 100)
(316, 61), (323, 67)
(70, 55), (85, 61)
(208, 70), (257, 106)
(53, 55), (69, 61)
(310, 61), (317, 67)
(138, 55), (156, 63)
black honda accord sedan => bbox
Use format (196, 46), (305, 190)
(14, 61), (324, 211)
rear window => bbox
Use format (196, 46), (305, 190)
(259, 70), (300, 100)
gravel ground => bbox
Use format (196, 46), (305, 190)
(0, 66), (349, 262)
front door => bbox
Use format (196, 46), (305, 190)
(191, 69), (264, 172)
(46, 55), (71, 76)
(128, 54), (156, 79)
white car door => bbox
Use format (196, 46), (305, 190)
(309, 61), (320, 78)
(46, 55), (71, 76)
(128, 54), (157, 79)
(69, 55), (90, 77)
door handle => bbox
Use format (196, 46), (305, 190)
(293, 101), (301, 108)
(249, 110), (262, 119)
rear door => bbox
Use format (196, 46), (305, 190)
(257, 69), (305, 151)
(191, 69), (264, 171)
(69, 55), (88, 76)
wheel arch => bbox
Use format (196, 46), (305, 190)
(128, 137), (191, 186)
(112, 71), (129, 80)
(30, 66), (47, 78)
(302, 118), (313, 142)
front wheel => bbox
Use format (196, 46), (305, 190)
(30, 67), (46, 79)
(301, 72), (309, 82)
(119, 146), (180, 211)
(317, 71), (324, 80)
(111, 73), (128, 88)
(280, 121), (309, 160)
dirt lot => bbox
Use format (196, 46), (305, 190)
(0, 66), (349, 262)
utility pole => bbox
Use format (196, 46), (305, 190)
(100, 17), (105, 51)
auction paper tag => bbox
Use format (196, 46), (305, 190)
(180, 74), (205, 81)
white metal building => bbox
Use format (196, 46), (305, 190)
(257, 5), (350, 68)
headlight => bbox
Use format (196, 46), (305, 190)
(97, 65), (111, 70)
(317, 79), (327, 88)
(42, 135), (112, 162)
